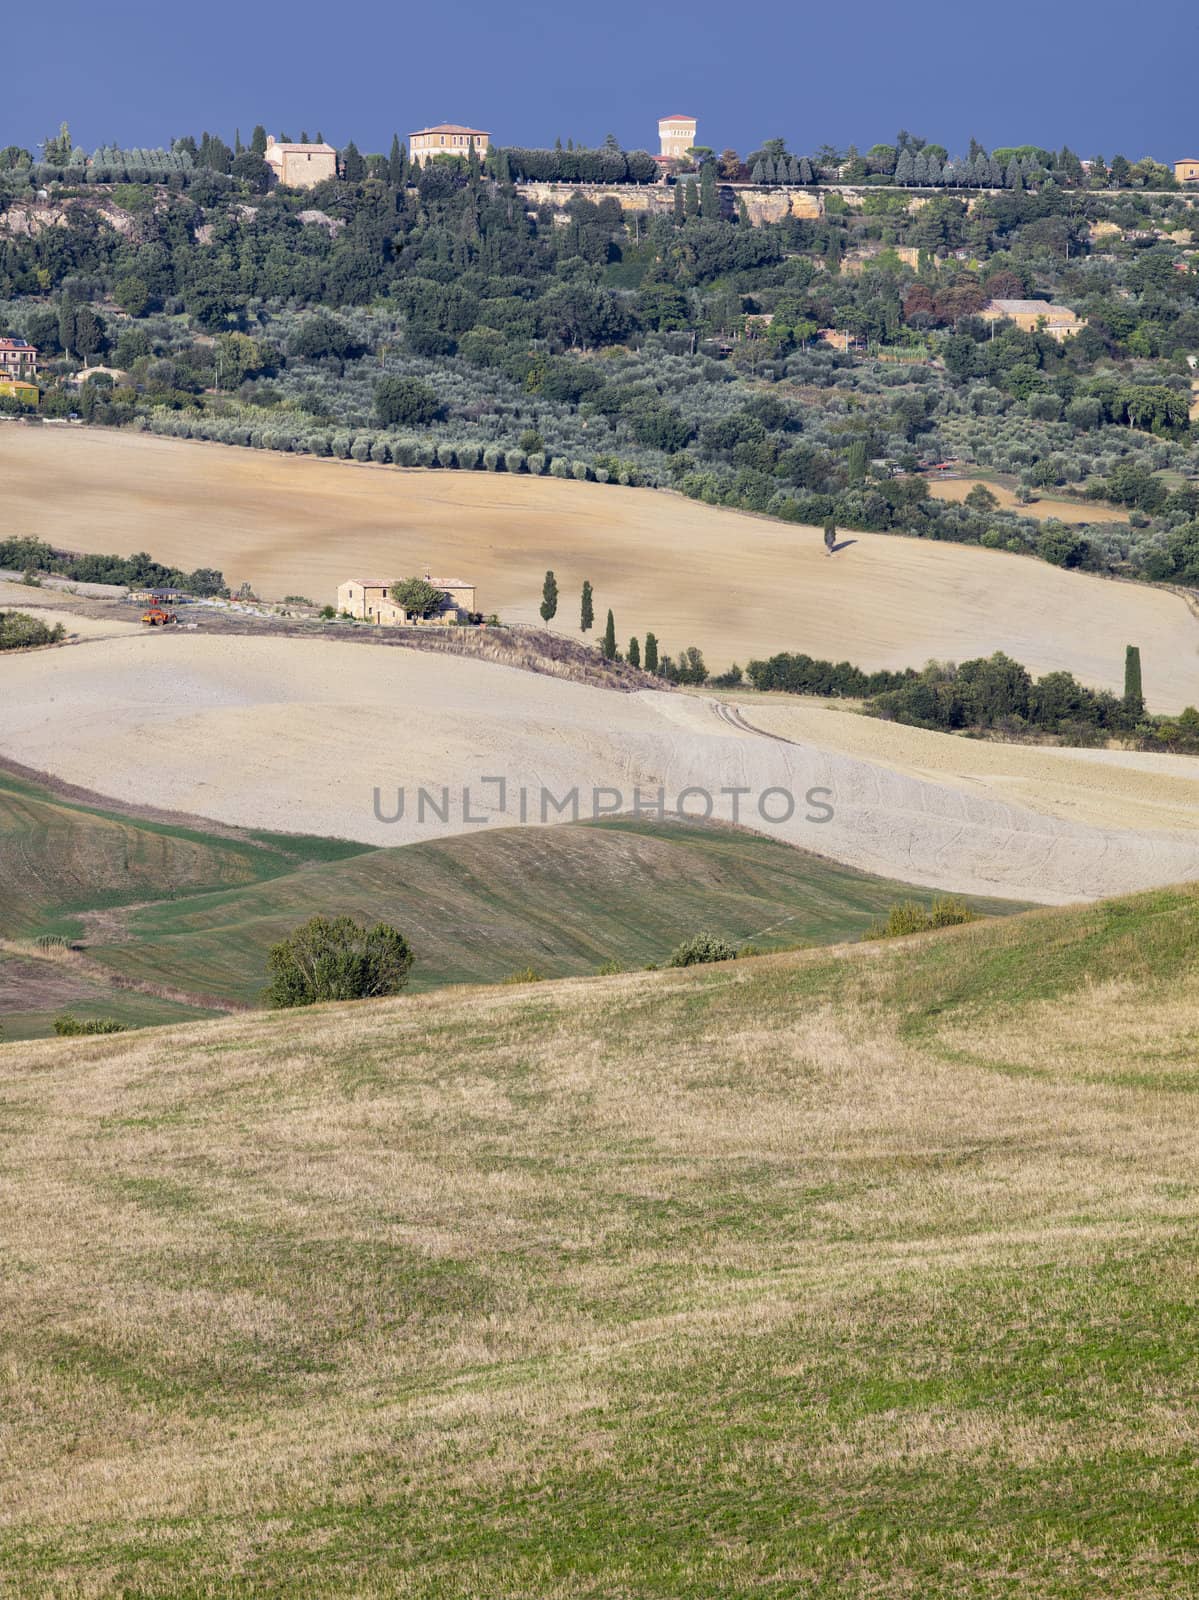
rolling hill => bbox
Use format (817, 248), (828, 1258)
(5, 426), (1199, 706)
(3, 885), (1198, 1596)
(0, 763), (1024, 1035)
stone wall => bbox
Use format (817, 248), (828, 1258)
(515, 182), (824, 225)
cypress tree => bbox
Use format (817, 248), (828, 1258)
(341, 140), (365, 183)
(751, 159), (765, 185)
(700, 161), (717, 217)
(540, 569), (558, 623)
(250, 124), (267, 156)
(388, 134), (403, 186)
(627, 636), (641, 668)
(602, 609), (617, 660)
(580, 579), (594, 632)
(644, 632), (659, 673)
(684, 178), (700, 218)
(798, 156), (814, 185)
(673, 182), (685, 223)
(1124, 645), (1144, 716)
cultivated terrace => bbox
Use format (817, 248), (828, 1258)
(2, 127), (1198, 585)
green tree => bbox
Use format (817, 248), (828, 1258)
(539, 569), (558, 623)
(602, 608), (617, 659)
(265, 915), (413, 1008)
(700, 160), (718, 217)
(42, 121), (72, 165)
(1124, 645), (1144, 717)
(580, 579), (594, 633)
(627, 636), (641, 668)
(388, 134), (406, 186)
(113, 275), (151, 317)
(231, 151), (271, 192)
(390, 577), (446, 618)
(375, 376), (440, 426)
(644, 631), (659, 672)
(341, 140), (365, 182)
(250, 124), (268, 156)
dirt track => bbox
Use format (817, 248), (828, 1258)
(4, 426), (1198, 709)
(3, 627), (1197, 904)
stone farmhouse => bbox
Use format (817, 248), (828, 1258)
(337, 575), (477, 625)
(0, 336), (37, 377)
(1177, 159), (1199, 185)
(262, 136), (338, 190)
(409, 125), (490, 165)
(980, 298), (1085, 342)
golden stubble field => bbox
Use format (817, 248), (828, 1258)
(4, 425), (1198, 705)
(3, 628), (1199, 903)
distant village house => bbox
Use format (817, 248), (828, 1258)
(409, 125), (490, 165)
(337, 575), (477, 625)
(262, 136), (338, 190)
(980, 298), (1085, 342)
(1175, 159), (1199, 185)
(0, 337), (38, 377)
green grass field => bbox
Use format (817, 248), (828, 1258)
(3, 883), (1198, 1596)
(0, 766), (1026, 1036)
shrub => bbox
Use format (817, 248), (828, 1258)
(0, 611), (66, 650)
(667, 932), (738, 967)
(53, 1014), (127, 1035)
(862, 898), (977, 941)
(502, 967), (544, 984)
(265, 915), (413, 1008)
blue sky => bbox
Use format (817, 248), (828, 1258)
(5, 0), (1195, 163)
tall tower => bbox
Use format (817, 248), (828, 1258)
(658, 114), (697, 161)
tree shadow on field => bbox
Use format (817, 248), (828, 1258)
(830, 539), (857, 554)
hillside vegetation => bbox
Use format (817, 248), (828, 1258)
(0, 762), (1023, 1034)
(87, 815), (1023, 1002)
(3, 884), (1199, 1595)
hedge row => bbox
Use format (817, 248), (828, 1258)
(137, 412), (635, 483)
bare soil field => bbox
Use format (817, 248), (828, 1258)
(4, 426), (1196, 705)
(926, 474), (1133, 525)
(2, 627), (1197, 903)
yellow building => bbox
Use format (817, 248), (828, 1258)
(338, 576), (477, 624)
(409, 125), (490, 165)
(658, 114), (696, 160)
(980, 298), (1085, 342)
(262, 136), (338, 190)
(0, 378), (38, 408)
(1176, 159), (1199, 185)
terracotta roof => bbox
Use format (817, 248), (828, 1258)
(410, 125), (489, 138)
(264, 140), (336, 154)
(987, 298), (1078, 319)
(659, 114), (696, 124)
(0, 337), (35, 350)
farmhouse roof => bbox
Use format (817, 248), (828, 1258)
(987, 298), (1076, 318)
(264, 137), (336, 154)
(659, 114), (696, 124)
(0, 336), (35, 350)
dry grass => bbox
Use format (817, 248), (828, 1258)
(4, 427), (1198, 703)
(926, 474), (1133, 525)
(2, 885), (1199, 1595)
